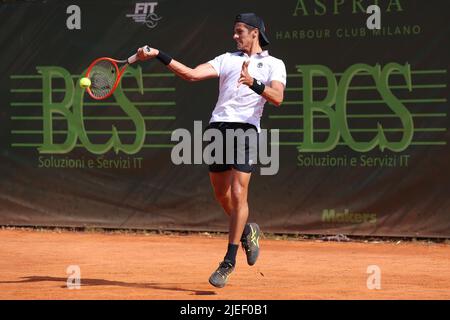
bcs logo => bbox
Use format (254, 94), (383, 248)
(126, 2), (162, 29)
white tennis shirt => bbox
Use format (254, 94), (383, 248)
(207, 50), (287, 132)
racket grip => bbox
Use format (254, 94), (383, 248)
(128, 45), (151, 64)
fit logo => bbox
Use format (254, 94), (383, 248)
(366, 265), (381, 290)
(66, 265), (81, 289)
(66, 5), (81, 30)
(126, 2), (162, 29)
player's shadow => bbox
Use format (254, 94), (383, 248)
(0, 276), (216, 296)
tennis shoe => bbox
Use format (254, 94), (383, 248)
(208, 260), (235, 288)
(241, 223), (261, 266)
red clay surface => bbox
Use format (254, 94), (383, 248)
(0, 229), (449, 300)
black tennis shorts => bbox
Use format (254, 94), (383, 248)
(205, 122), (259, 173)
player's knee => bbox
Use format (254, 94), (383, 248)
(214, 190), (230, 204)
(231, 185), (247, 205)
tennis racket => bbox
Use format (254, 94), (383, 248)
(85, 45), (151, 100)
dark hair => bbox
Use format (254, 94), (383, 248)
(240, 24), (260, 44)
(242, 24), (256, 32)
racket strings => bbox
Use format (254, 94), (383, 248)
(89, 60), (118, 99)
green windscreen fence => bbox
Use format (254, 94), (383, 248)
(1, 0), (449, 237)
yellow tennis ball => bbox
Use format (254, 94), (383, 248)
(79, 77), (91, 88)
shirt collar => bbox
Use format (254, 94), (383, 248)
(239, 50), (269, 58)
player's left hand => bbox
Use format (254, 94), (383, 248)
(238, 60), (253, 87)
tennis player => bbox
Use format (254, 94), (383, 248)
(137, 13), (286, 288)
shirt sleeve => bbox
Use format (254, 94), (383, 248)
(207, 53), (227, 77)
(269, 59), (287, 87)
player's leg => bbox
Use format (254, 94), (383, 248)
(228, 168), (251, 245)
(209, 168), (262, 288)
(209, 169), (251, 288)
(230, 125), (261, 267)
(209, 171), (233, 216)
(209, 169), (250, 255)
(229, 168), (260, 266)
(209, 169), (254, 257)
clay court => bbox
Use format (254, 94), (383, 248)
(0, 228), (449, 300)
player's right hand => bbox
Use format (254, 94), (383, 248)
(137, 46), (158, 61)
